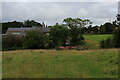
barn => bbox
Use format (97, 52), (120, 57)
(5, 27), (50, 36)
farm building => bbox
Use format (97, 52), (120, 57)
(5, 27), (50, 36)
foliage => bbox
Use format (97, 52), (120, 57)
(99, 22), (113, 34)
(2, 20), (43, 34)
(104, 22), (113, 33)
(2, 21), (23, 34)
(100, 38), (114, 49)
(49, 24), (69, 47)
(90, 26), (99, 34)
(23, 20), (42, 27)
(23, 30), (46, 49)
(2, 19), (118, 35)
(100, 28), (120, 49)
(113, 29), (120, 48)
(2, 18), (119, 50)
(63, 18), (92, 28)
(63, 18), (89, 46)
(2, 34), (23, 50)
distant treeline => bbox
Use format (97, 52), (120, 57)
(2, 20), (44, 34)
(2, 18), (120, 51)
(1, 19), (119, 34)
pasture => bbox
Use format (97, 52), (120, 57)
(2, 34), (118, 78)
(84, 34), (112, 49)
(2, 49), (118, 78)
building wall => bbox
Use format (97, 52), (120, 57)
(5, 31), (25, 35)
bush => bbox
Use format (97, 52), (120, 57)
(23, 30), (46, 49)
(2, 34), (23, 51)
(113, 29), (120, 48)
(100, 37), (114, 49)
(100, 28), (120, 49)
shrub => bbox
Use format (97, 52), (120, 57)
(100, 28), (120, 49)
(23, 30), (46, 49)
(113, 29), (120, 48)
(2, 34), (23, 51)
(100, 37), (114, 49)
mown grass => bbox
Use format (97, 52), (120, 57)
(84, 34), (112, 49)
(2, 49), (118, 78)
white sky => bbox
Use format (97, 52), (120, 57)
(1, 0), (119, 26)
(1, 0), (120, 2)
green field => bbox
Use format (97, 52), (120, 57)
(3, 49), (118, 78)
(84, 34), (112, 49)
(84, 34), (112, 43)
(2, 34), (118, 78)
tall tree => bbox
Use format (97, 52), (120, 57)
(49, 23), (69, 47)
(63, 18), (91, 46)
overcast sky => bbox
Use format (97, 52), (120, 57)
(2, 2), (118, 26)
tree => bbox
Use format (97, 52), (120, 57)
(104, 22), (113, 33)
(63, 18), (92, 28)
(87, 25), (92, 34)
(100, 14), (120, 49)
(81, 27), (87, 34)
(24, 30), (46, 49)
(100, 38), (113, 49)
(113, 29), (120, 48)
(112, 20), (118, 27)
(2, 21), (23, 34)
(63, 18), (90, 46)
(100, 29), (120, 49)
(2, 35), (23, 50)
(99, 25), (106, 34)
(99, 22), (113, 34)
(49, 23), (69, 47)
(91, 26), (99, 34)
(112, 14), (120, 48)
(23, 20), (42, 27)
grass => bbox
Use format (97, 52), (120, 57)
(84, 34), (112, 43)
(2, 49), (118, 78)
(2, 34), (118, 78)
(84, 34), (112, 49)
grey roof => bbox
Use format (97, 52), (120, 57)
(40, 27), (50, 33)
(7, 27), (50, 33)
(7, 28), (33, 32)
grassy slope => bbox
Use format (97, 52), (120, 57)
(3, 49), (118, 78)
(84, 34), (112, 49)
